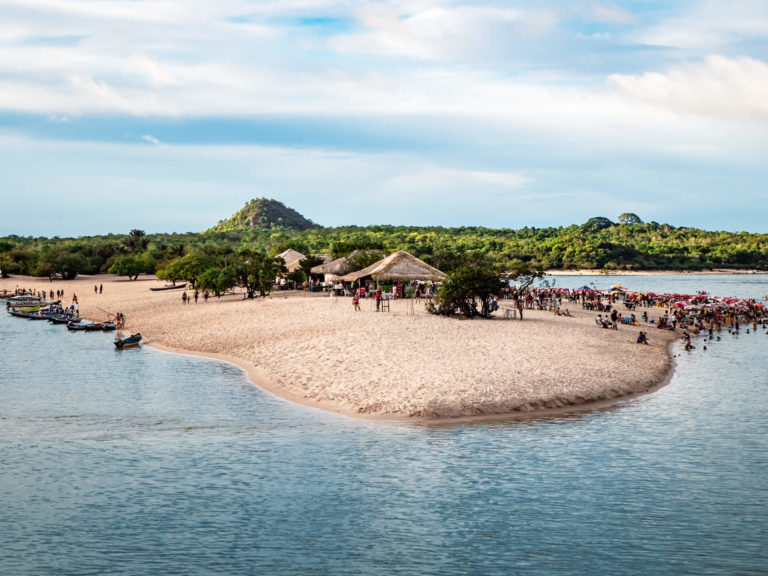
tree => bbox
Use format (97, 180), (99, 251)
(0, 253), (18, 278)
(124, 229), (150, 253)
(346, 249), (385, 272)
(432, 263), (508, 318)
(582, 217), (615, 231)
(299, 255), (324, 279)
(108, 254), (154, 280)
(157, 252), (214, 285)
(233, 251), (287, 298)
(618, 213), (643, 225)
(198, 266), (237, 297)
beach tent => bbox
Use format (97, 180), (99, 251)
(276, 249), (306, 273)
(340, 251), (447, 284)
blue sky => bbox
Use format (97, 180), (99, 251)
(1, 0), (767, 236)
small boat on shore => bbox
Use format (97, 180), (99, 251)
(49, 315), (78, 324)
(150, 282), (187, 292)
(101, 322), (117, 331)
(6, 295), (42, 308)
(115, 333), (142, 348)
(67, 321), (104, 331)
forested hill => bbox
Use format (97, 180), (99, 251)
(1, 211), (767, 280)
(214, 198), (320, 231)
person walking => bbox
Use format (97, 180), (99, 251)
(353, 293), (361, 311)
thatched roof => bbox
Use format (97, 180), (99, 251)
(341, 251), (447, 283)
(276, 249), (306, 273)
(311, 256), (348, 276)
(314, 253), (333, 264)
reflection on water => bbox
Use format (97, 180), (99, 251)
(1, 275), (767, 575)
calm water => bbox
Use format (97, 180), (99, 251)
(1, 275), (767, 575)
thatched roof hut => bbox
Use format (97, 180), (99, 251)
(310, 256), (348, 280)
(341, 251), (447, 283)
(276, 249), (306, 273)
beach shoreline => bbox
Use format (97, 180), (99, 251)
(2, 274), (679, 422)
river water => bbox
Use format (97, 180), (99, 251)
(1, 275), (766, 575)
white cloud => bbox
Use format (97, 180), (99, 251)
(141, 134), (160, 145)
(586, 2), (635, 25)
(629, 0), (768, 50)
(608, 55), (768, 121)
(329, 4), (556, 60)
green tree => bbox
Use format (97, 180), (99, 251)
(433, 263), (507, 318)
(0, 253), (18, 278)
(108, 254), (154, 280)
(124, 229), (150, 253)
(234, 251), (287, 298)
(618, 213), (643, 225)
(198, 266), (237, 297)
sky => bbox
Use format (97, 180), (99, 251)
(1, 0), (767, 236)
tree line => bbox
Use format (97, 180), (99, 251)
(2, 214), (767, 282)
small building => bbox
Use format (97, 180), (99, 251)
(310, 256), (349, 283)
(341, 251), (447, 289)
(276, 249), (306, 273)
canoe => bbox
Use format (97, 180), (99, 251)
(101, 322), (117, 331)
(149, 283), (187, 291)
(8, 308), (35, 318)
(115, 333), (142, 348)
(67, 321), (104, 331)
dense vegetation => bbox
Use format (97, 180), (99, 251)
(2, 206), (767, 282)
(214, 198), (320, 231)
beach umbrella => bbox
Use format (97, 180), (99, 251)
(672, 302), (686, 308)
(576, 285), (592, 290)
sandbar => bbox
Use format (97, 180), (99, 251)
(1, 275), (678, 421)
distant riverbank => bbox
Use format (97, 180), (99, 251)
(546, 269), (767, 276)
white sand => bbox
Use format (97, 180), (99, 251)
(2, 275), (677, 421)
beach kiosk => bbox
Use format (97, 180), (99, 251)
(340, 251), (447, 300)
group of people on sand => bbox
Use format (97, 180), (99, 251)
(112, 312), (126, 329)
(352, 288), (387, 311)
(181, 289), (209, 304)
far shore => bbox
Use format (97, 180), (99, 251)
(2, 274), (680, 422)
(545, 268), (767, 276)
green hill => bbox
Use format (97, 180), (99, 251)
(215, 198), (321, 231)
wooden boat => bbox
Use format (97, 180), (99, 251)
(6, 295), (42, 307)
(67, 321), (104, 331)
(101, 322), (117, 331)
(8, 308), (35, 318)
(115, 333), (142, 348)
(49, 315), (74, 324)
(149, 282), (187, 292)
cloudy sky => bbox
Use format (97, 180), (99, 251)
(1, 0), (767, 236)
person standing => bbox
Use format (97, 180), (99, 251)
(194, 290), (199, 304)
(182, 291), (187, 305)
(99, 284), (103, 294)
(375, 289), (382, 312)
(353, 293), (360, 311)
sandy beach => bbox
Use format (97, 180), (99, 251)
(2, 275), (678, 421)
